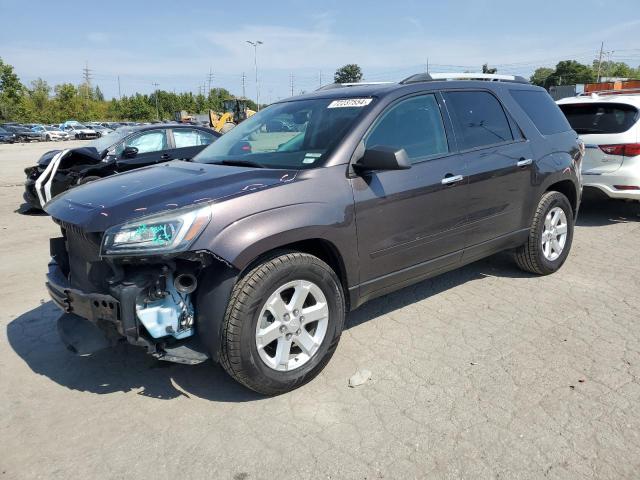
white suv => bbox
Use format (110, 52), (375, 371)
(557, 93), (640, 199)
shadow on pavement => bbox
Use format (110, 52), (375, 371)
(577, 196), (639, 227)
(6, 302), (263, 403)
(7, 251), (525, 401)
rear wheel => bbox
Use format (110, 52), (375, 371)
(219, 252), (345, 395)
(514, 191), (574, 275)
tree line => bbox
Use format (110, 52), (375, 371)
(0, 58), (258, 123)
(1, 57), (639, 124)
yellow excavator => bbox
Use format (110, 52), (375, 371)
(210, 98), (256, 133)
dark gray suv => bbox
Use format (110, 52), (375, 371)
(43, 73), (583, 395)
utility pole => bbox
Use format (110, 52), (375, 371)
(207, 67), (214, 98)
(117, 76), (121, 99)
(596, 41), (604, 83)
(246, 40), (263, 110)
(152, 82), (160, 120)
(241, 72), (246, 98)
(290, 73), (294, 97)
(319, 70), (323, 88)
(426, 57), (430, 74)
(82, 61), (92, 107)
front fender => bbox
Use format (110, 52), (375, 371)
(198, 201), (358, 287)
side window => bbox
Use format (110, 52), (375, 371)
(365, 94), (449, 163)
(444, 91), (513, 150)
(173, 129), (216, 148)
(511, 90), (571, 135)
(118, 130), (168, 155)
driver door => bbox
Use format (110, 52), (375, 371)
(351, 93), (468, 297)
(115, 129), (169, 171)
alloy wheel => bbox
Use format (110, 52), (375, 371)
(255, 279), (329, 372)
(541, 206), (568, 261)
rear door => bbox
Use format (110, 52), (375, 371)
(557, 102), (639, 174)
(168, 128), (219, 160)
(443, 90), (534, 248)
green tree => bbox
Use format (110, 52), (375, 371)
(0, 57), (25, 120)
(546, 60), (594, 86)
(334, 64), (363, 83)
(94, 85), (105, 101)
(530, 67), (554, 87)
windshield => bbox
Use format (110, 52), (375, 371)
(558, 102), (639, 134)
(194, 97), (374, 169)
(86, 127), (135, 152)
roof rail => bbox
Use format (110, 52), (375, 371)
(400, 72), (529, 84)
(316, 81), (394, 91)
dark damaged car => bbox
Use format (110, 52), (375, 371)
(43, 74), (582, 395)
(23, 124), (220, 210)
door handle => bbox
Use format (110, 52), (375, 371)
(160, 153), (171, 160)
(441, 174), (464, 185)
(517, 158), (533, 167)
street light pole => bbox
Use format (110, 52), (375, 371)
(246, 40), (263, 110)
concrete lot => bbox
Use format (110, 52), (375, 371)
(1, 140), (639, 480)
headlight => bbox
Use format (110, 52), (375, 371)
(101, 204), (212, 256)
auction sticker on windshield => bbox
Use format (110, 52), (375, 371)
(328, 98), (373, 108)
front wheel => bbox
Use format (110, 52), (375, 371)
(219, 252), (345, 395)
(514, 191), (574, 275)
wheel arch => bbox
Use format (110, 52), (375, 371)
(545, 179), (579, 219)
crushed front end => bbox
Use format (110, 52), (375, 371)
(47, 217), (213, 365)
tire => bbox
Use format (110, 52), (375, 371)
(77, 175), (101, 185)
(45, 134), (51, 141)
(514, 191), (574, 275)
(219, 251), (345, 395)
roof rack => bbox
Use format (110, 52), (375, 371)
(400, 72), (529, 84)
(316, 81), (394, 91)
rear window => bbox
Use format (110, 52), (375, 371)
(511, 90), (571, 135)
(558, 102), (639, 135)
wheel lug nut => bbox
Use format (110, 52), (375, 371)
(285, 333), (293, 340)
(293, 309), (299, 316)
(300, 316), (305, 322)
(283, 313), (290, 322)
(296, 329), (301, 335)
(279, 325), (287, 333)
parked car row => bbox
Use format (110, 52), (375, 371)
(25, 73), (586, 395)
(0, 120), (164, 144)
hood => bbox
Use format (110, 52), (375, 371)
(37, 147), (101, 167)
(45, 160), (298, 232)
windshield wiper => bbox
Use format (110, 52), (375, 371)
(215, 159), (265, 168)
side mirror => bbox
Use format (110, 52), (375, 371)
(122, 146), (138, 158)
(354, 146), (411, 172)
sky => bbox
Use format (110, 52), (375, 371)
(1, 0), (639, 103)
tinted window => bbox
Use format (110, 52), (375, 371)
(117, 130), (168, 155)
(558, 102), (638, 134)
(444, 91), (513, 150)
(365, 94), (448, 162)
(511, 90), (571, 135)
(173, 128), (216, 148)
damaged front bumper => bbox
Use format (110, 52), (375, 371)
(46, 242), (210, 365)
